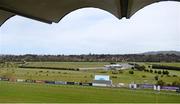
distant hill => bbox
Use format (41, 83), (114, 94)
(142, 51), (180, 56)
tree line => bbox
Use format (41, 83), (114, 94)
(0, 53), (180, 62)
(18, 66), (79, 71)
(152, 64), (180, 71)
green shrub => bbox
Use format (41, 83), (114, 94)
(162, 70), (169, 75)
(111, 76), (117, 78)
(112, 71), (118, 74)
(172, 81), (180, 86)
(154, 75), (159, 81)
(142, 75), (146, 78)
(157, 80), (165, 86)
(150, 70), (153, 73)
(158, 71), (162, 74)
(134, 64), (145, 71)
(172, 75), (178, 77)
(129, 70), (134, 74)
(118, 70), (123, 74)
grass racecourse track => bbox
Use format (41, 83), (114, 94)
(0, 62), (180, 84)
(23, 62), (110, 68)
(0, 81), (179, 103)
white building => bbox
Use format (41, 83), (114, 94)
(104, 63), (133, 70)
(95, 75), (110, 81)
(104, 64), (122, 70)
(92, 75), (112, 87)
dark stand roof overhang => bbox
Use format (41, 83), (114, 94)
(0, 0), (179, 26)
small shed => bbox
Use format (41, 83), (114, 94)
(129, 84), (137, 89)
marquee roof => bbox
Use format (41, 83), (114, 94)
(0, 0), (179, 26)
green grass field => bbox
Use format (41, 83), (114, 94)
(0, 62), (180, 103)
(0, 81), (179, 103)
(0, 62), (180, 84)
(1, 68), (179, 84)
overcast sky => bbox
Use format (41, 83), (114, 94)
(0, 1), (180, 55)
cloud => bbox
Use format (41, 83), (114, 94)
(0, 1), (180, 55)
